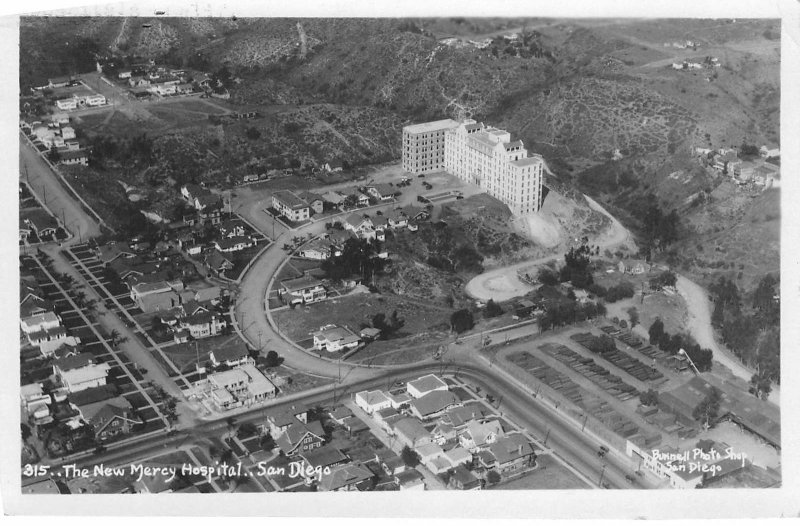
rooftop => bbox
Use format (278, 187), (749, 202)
(357, 390), (390, 407)
(281, 275), (323, 292)
(403, 119), (459, 134)
(407, 374), (447, 394)
(273, 189), (310, 210)
(411, 390), (459, 417)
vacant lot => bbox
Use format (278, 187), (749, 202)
(491, 455), (590, 490)
(273, 291), (452, 364)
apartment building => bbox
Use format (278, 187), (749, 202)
(403, 118), (544, 215)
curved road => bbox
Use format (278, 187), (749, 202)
(465, 193), (635, 302)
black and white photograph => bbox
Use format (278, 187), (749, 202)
(2, 0), (798, 519)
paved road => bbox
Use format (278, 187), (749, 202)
(25, 361), (650, 491)
(20, 139), (102, 243)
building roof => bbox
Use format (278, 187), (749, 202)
(368, 183), (396, 198)
(53, 353), (94, 372)
(403, 119), (459, 134)
(510, 156), (543, 168)
(395, 468), (424, 485)
(78, 396), (132, 423)
(281, 275), (323, 292)
(443, 446), (472, 464)
(408, 374), (448, 395)
(273, 190), (309, 210)
(345, 213), (370, 229)
(357, 390), (390, 407)
(393, 417), (430, 444)
(61, 363), (111, 386)
(196, 194), (222, 209)
(60, 149), (89, 161)
(300, 446), (349, 468)
(464, 419), (504, 446)
(315, 325), (359, 344)
(329, 406), (353, 420)
(205, 249), (233, 270)
(489, 433), (534, 465)
(276, 420), (324, 453)
(450, 464), (480, 487)
(215, 236), (252, 250)
(212, 343), (250, 363)
(131, 281), (172, 296)
(21, 311), (60, 331)
(411, 390), (459, 417)
(415, 443), (444, 458)
(318, 463), (373, 491)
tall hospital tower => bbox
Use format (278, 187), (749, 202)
(402, 118), (544, 216)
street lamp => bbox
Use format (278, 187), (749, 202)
(599, 464), (607, 487)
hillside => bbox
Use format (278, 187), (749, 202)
(20, 16), (780, 290)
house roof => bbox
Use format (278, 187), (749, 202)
(415, 443), (443, 458)
(464, 419), (504, 446)
(61, 363), (111, 386)
(315, 326), (359, 345)
(53, 353), (94, 372)
(328, 406), (353, 420)
(79, 396), (133, 423)
(345, 213), (370, 229)
(368, 183), (396, 197)
(182, 183), (208, 198)
(277, 420), (324, 453)
(375, 407), (399, 420)
(300, 446), (348, 468)
(196, 194), (222, 209)
(281, 275), (323, 292)
(408, 374), (448, 394)
(392, 417), (430, 443)
(395, 468), (424, 485)
(205, 249), (233, 270)
(443, 446), (472, 464)
(450, 464), (479, 487)
(357, 390), (390, 407)
(212, 343), (250, 363)
(489, 433), (534, 465)
(318, 463), (373, 491)
(60, 149), (88, 161)
(215, 236), (252, 250)
(21, 311), (60, 330)
(411, 391), (459, 417)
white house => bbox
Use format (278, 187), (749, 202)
(312, 325), (360, 352)
(59, 363), (112, 393)
(355, 390), (392, 415)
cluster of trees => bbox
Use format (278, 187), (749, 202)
(450, 309), (475, 334)
(321, 238), (385, 282)
(648, 318), (713, 371)
(89, 133), (154, 167)
(711, 274), (780, 397)
(639, 389), (659, 407)
(649, 270), (677, 291)
(370, 311), (405, 338)
(558, 244), (594, 289)
(587, 281), (635, 303)
(583, 334), (617, 354)
(538, 300), (607, 332)
(692, 386), (721, 430)
(484, 299), (504, 318)
(637, 194), (681, 258)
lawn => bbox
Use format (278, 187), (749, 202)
(162, 333), (247, 373)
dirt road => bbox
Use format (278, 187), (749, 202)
(676, 276), (780, 405)
(465, 194), (635, 302)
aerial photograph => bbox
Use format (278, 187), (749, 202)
(13, 9), (783, 510)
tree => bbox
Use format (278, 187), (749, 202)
(649, 318), (665, 345)
(450, 309), (474, 333)
(484, 299), (504, 318)
(538, 268), (559, 286)
(749, 372), (773, 400)
(486, 470), (501, 485)
(692, 387), (721, 430)
(245, 126), (261, 140)
(639, 389), (659, 407)
(265, 350), (283, 367)
(401, 445), (420, 467)
(21, 423), (31, 441)
(627, 307), (639, 330)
